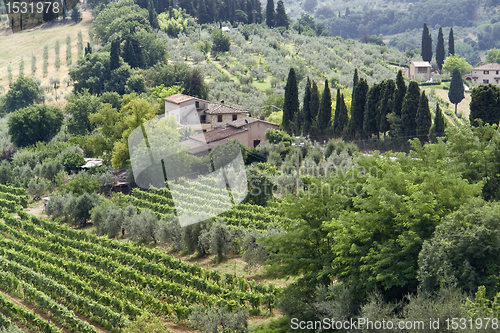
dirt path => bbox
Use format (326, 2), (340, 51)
(25, 202), (46, 218)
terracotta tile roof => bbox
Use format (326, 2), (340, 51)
(411, 61), (432, 67)
(188, 126), (248, 144)
(473, 63), (500, 71)
(206, 103), (249, 115)
(162, 93), (196, 104)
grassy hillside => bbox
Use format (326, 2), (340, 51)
(0, 10), (92, 109)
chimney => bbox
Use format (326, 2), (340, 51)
(220, 100), (224, 104)
(260, 114), (265, 120)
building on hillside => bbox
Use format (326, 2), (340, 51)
(463, 62), (500, 85)
(180, 116), (279, 155)
(163, 94), (248, 132)
(405, 61), (432, 81)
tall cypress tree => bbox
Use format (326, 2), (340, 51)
(436, 27), (445, 72)
(348, 78), (369, 138)
(274, 0), (289, 28)
(282, 67), (299, 134)
(110, 38), (121, 71)
(469, 85), (500, 126)
(197, 0), (210, 24)
(310, 80), (320, 120)
(448, 67), (465, 115)
(415, 91), (432, 142)
(353, 68), (359, 89)
(363, 83), (382, 138)
(301, 77), (312, 135)
(379, 79), (395, 137)
(421, 23), (433, 63)
(401, 81), (421, 138)
(448, 27), (455, 56)
(430, 102), (446, 141)
(333, 91), (348, 137)
(148, 0), (159, 29)
(317, 79), (332, 135)
(393, 70), (406, 117)
(266, 0), (275, 27)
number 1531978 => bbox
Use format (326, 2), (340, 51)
(6, 1), (60, 14)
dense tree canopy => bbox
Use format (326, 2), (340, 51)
(0, 76), (40, 115)
(8, 105), (63, 147)
(469, 84), (500, 126)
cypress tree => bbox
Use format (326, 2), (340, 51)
(110, 38), (121, 71)
(415, 91), (432, 142)
(66, 36), (72, 66)
(333, 90), (348, 137)
(55, 41), (60, 70)
(348, 78), (369, 138)
(401, 81), (421, 138)
(363, 83), (382, 138)
(448, 27), (455, 56)
(421, 23), (433, 63)
(436, 27), (445, 72)
(148, 0), (159, 29)
(448, 67), (465, 115)
(317, 79), (332, 135)
(197, 0), (210, 24)
(301, 77), (312, 135)
(266, 0), (275, 27)
(430, 102), (446, 141)
(275, 0), (289, 28)
(393, 70), (406, 117)
(309, 80), (320, 120)
(85, 42), (92, 56)
(379, 79), (395, 137)
(353, 68), (359, 88)
(282, 67), (299, 134)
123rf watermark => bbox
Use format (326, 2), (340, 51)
(290, 317), (500, 330)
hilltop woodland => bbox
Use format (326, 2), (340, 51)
(2, 0), (500, 332)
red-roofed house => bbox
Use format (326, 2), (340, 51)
(464, 63), (500, 85)
(163, 94), (248, 132)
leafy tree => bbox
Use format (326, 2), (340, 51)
(317, 79), (332, 135)
(157, 8), (196, 37)
(448, 67), (465, 115)
(189, 304), (249, 333)
(418, 199), (500, 296)
(486, 48), (500, 64)
(274, 0), (289, 28)
(393, 70), (406, 117)
(71, 5), (82, 22)
(363, 82), (381, 138)
(282, 68), (299, 134)
(300, 77), (312, 134)
(378, 79), (395, 136)
(429, 102), (445, 141)
(125, 74), (147, 94)
(469, 84), (500, 126)
(63, 152), (86, 173)
(415, 91), (431, 142)
(211, 29), (231, 54)
(401, 81), (420, 138)
(436, 27), (445, 72)
(65, 90), (101, 136)
(449, 27), (455, 56)
(91, 0), (151, 44)
(333, 90), (348, 137)
(8, 105), (63, 147)
(0, 76), (40, 114)
(60, 172), (100, 196)
(266, 0), (275, 28)
(348, 78), (368, 138)
(442, 54), (472, 75)
(69, 52), (132, 95)
(421, 23), (433, 62)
